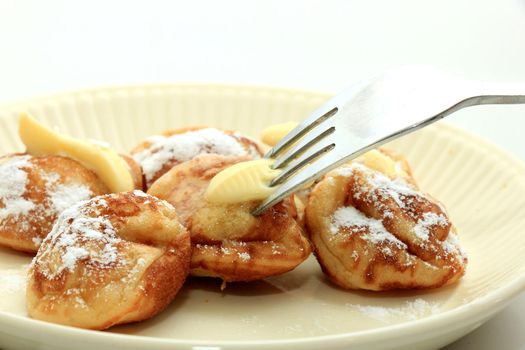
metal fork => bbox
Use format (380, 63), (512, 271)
(252, 65), (525, 215)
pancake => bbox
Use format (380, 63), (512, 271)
(0, 154), (110, 253)
(305, 149), (467, 291)
(148, 154), (311, 282)
(27, 191), (191, 330)
(131, 127), (263, 188)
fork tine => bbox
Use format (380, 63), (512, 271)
(272, 121), (336, 169)
(264, 106), (338, 159)
(271, 136), (336, 186)
(252, 153), (342, 216)
(254, 125), (410, 215)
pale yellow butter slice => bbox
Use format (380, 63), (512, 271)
(359, 149), (409, 179)
(205, 159), (282, 204)
(19, 113), (134, 193)
(260, 121), (298, 147)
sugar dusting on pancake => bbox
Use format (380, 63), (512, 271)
(325, 161), (468, 279)
(331, 206), (407, 249)
(0, 155), (35, 219)
(34, 197), (124, 279)
(133, 128), (261, 185)
(0, 154), (97, 250)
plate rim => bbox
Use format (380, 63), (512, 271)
(0, 83), (524, 348)
(0, 82), (333, 110)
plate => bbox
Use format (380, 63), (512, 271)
(0, 84), (524, 350)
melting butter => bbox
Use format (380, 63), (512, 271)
(260, 121), (298, 147)
(19, 113), (134, 193)
(205, 159), (282, 204)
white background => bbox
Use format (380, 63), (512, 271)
(0, 0), (524, 349)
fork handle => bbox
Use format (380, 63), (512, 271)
(468, 82), (525, 105)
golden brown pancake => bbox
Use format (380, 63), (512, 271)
(148, 154), (311, 282)
(0, 153), (143, 254)
(131, 127), (263, 188)
(0, 154), (110, 253)
(27, 191), (191, 330)
(305, 149), (467, 291)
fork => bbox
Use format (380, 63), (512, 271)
(252, 65), (525, 215)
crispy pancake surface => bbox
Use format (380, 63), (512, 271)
(0, 154), (110, 253)
(148, 154), (311, 282)
(305, 149), (467, 291)
(27, 191), (191, 330)
(131, 127), (263, 188)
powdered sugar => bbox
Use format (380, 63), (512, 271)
(413, 212), (449, 241)
(351, 250), (359, 261)
(35, 197), (124, 279)
(0, 264), (29, 294)
(332, 162), (465, 264)
(347, 298), (440, 322)
(220, 247), (232, 255)
(219, 245), (251, 261)
(339, 163), (420, 213)
(120, 257), (149, 284)
(44, 173), (93, 214)
(50, 184), (92, 214)
(330, 206), (407, 249)
(132, 190), (149, 198)
(334, 166), (355, 177)
(133, 128), (260, 184)
(0, 156), (93, 248)
(237, 252), (251, 261)
(443, 232), (468, 258)
(62, 246), (89, 271)
(0, 156), (35, 219)
(361, 164), (419, 209)
(270, 241), (282, 255)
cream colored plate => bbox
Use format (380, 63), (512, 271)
(0, 84), (524, 350)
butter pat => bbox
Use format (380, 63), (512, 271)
(360, 150), (408, 179)
(205, 159), (282, 204)
(260, 121), (298, 147)
(19, 113), (134, 193)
